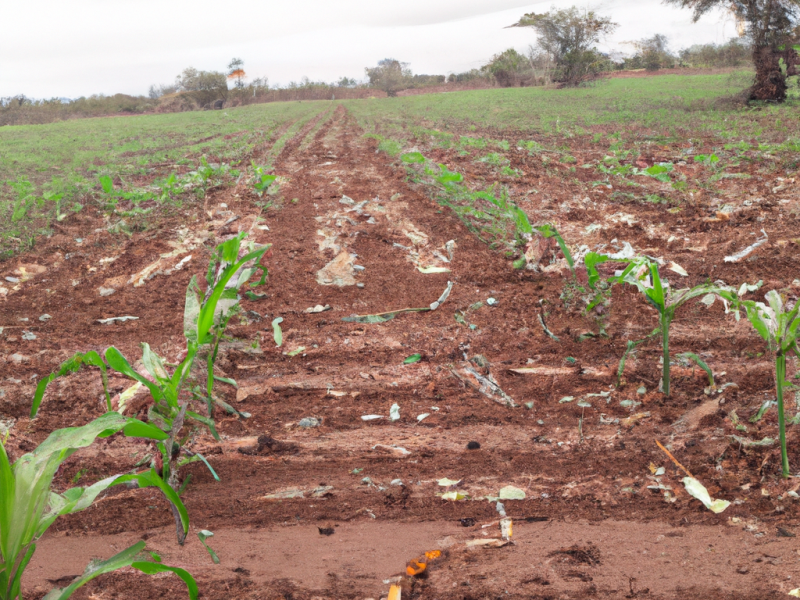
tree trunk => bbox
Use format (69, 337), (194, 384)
(750, 45), (788, 101)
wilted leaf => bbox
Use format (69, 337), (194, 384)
(272, 317), (283, 347)
(437, 478), (461, 487)
(498, 485), (526, 500)
(682, 477), (730, 513)
(440, 491), (468, 501)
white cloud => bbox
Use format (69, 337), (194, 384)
(0, 0), (733, 98)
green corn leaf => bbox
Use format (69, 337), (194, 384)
(676, 352), (715, 386)
(117, 468), (190, 534)
(32, 351), (110, 417)
(617, 328), (660, 386)
(122, 420), (170, 441)
(130, 561), (198, 599)
(183, 276), (202, 344)
(584, 251), (609, 290)
(213, 375), (238, 388)
(404, 353), (422, 364)
(42, 541), (198, 600)
(141, 343), (170, 385)
(194, 452), (220, 481)
(105, 347), (164, 402)
(535, 224), (574, 272)
(401, 152), (425, 163)
(196, 236), (270, 346)
(98, 175), (114, 195)
(743, 302), (772, 344)
(245, 291), (267, 300)
(186, 409), (220, 441)
(749, 400), (776, 423)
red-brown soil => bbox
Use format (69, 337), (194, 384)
(2, 106), (800, 599)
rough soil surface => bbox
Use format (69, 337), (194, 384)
(2, 105), (800, 599)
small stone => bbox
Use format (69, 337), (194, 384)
(98, 287), (116, 297)
(21, 331), (37, 341)
(486, 297), (498, 306)
(4, 277), (20, 284)
(38, 314), (52, 322)
(467, 441), (481, 450)
(460, 518), (476, 527)
(298, 417), (322, 428)
(9, 353), (30, 364)
(356, 283), (365, 288)
(318, 524), (335, 536)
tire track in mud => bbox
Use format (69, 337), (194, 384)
(7, 106), (800, 600)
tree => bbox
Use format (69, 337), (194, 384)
(626, 34), (676, 70)
(365, 59), (412, 96)
(175, 67), (227, 105)
(483, 48), (533, 86)
(227, 57), (246, 89)
(508, 7), (618, 86)
(679, 39), (752, 67)
(664, 0), (799, 101)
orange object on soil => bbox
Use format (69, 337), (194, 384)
(405, 550), (442, 576)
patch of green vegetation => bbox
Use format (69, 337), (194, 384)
(0, 101), (327, 258)
(346, 71), (800, 140)
(478, 152), (507, 166)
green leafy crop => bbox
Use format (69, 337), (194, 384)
(0, 412), (197, 600)
(740, 291), (800, 477)
(598, 255), (738, 396)
(32, 232), (270, 544)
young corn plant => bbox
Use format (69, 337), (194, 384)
(0, 412), (197, 600)
(250, 161), (277, 197)
(740, 290), (800, 478)
(609, 255), (738, 396)
(32, 232), (270, 544)
(400, 151), (541, 264)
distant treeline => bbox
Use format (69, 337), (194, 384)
(0, 39), (753, 127)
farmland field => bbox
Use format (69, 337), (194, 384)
(2, 71), (800, 599)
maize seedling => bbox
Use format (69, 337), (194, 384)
(610, 255), (738, 396)
(740, 290), (800, 477)
(32, 232), (270, 543)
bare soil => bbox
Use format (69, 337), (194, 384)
(2, 106), (800, 599)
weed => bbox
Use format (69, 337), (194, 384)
(478, 152), (507, 166)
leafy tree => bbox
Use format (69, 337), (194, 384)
(336, 76), (358, 87)
(679, 38), (752, 67)
(365, 59), (412, 96)
(175, 67), (227, 105)
(628, 34), (676, 70)
(227, 57), (246, 89)
(664, 0), (799, 101)
(508, 7), (618, 86)
(483, 48), (532, 86)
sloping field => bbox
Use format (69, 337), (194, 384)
(1, 73), (800, 599)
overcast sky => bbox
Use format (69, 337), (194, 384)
(1, 0), (735, 99)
